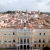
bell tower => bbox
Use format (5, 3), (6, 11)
(23, 19), (27, 29)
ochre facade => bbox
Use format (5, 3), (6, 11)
(0, 28), (50, 49)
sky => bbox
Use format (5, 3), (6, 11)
(0, 0), (50, 12)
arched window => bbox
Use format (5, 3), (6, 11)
(44, 33), (45, 35)
(27, 39), (29, 43)
(39, 39), (41, 42)
(13, 32), (15, 35)
(43, 39), (45, 43)
(42, 44), (44, 47)
(34, 45), (36, 47)
(20, 39), (23, 44)
(27, 45), (30, 49)
(24, 39), (26, 43)
(39, 33), (41, 35)
(13, 40), (15, 42)
(39, 45), (40, 47)
(18, 46), (19, 49)
(20, 45), (23, 49)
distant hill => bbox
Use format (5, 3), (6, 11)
(2, 11), (26, 14)
(40, 12), (50, 15)
(2, 11), (15, 14)
(0, 11), (50, 15)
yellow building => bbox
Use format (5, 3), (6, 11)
(0, 28), (50, 50)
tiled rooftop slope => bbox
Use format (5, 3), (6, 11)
(0, 10), (50, 29)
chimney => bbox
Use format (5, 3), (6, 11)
(23, 19), (27, 29)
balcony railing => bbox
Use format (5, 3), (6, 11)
(17, 42), (33, 44)
(34, 42), (50, 44)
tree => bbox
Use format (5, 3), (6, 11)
(0, 48), (2, 50)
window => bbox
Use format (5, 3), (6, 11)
(9, 34), (10, 35)
(34, 45), (36, 47)
(13, 32), (15, 35)
(0, 41), (1, 42)
(39, 39), (41, 43)
(27, 39), (29, 43)
(20, 39), (23, 44)
(9, 44), (11, 47)
(39, 33), (41, 35)
(42, 44), (44, 47)
(9, 41), (11, 43)
(17, 41), (19, 44)
(34, 41), (37, 43)
(49, 40), (50, 43)
(18, 38), (19, 41)
(24, 39), (26, 43)
(4, 41), (7, 42)
(44, 33), (45, 35)
(18, 46), (19, 49)
(43, 39), (45, 43)
(13, 44), (16, 47)
(5, 44), (7, 47)
(13, 40), (15, 42)
(24, 33), (26, 35)
(4, 34), (6, 35)
(39, 45), (40, 47)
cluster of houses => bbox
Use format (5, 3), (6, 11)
(0, 10), (50, 50)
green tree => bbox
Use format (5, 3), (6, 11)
(0, 48), (2, 50)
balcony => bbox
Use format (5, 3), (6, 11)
(17, 42), (33, 45)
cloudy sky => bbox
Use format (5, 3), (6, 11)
(0, 0), (50, 12)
